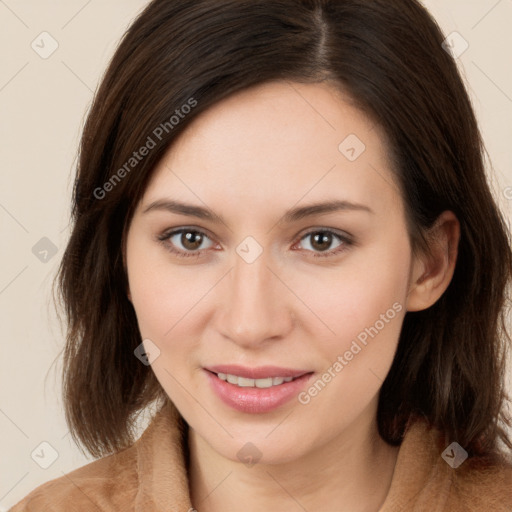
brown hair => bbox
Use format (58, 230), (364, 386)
(56, 0), (512, 460)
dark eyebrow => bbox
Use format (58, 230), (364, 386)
(142, 198), (374, 224)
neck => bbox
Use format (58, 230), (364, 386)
(187, 407), (399, 512)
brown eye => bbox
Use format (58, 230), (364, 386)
(310, 232), (335, 252)
(180, 231), (204, 250)
(158, 228), (215, 258)
(296, 229), (353, 258)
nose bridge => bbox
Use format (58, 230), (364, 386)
(218, 250), (292, 345)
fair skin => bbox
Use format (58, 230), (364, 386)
(125, 81), (460, 511)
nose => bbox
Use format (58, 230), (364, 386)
(215, 253), (294, 348)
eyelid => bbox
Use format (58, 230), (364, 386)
(157, 226), (354, 259)
(292, 227), (353, 258)
(156, 226), (219, 258)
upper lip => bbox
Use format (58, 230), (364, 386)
(205, 365), (312, 379)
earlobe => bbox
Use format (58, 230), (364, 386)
(406, 211), (460, 312)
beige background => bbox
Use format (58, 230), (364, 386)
(1, 0), (511, 509)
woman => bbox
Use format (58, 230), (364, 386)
(10, 0), (512, 510)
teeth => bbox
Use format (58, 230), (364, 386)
(216, 373), (296, 388)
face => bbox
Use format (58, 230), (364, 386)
(125, 81), (414, 464)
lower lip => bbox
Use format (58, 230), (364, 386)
(205, 370), (314, 413)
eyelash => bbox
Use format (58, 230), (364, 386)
(157, 227), (354, 260)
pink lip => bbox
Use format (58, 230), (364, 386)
(205, 364), (310, 379)
(204, 367), (314, 414)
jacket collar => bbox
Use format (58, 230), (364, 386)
(135, 400), (192, 511)
(133, 400), (453, 511)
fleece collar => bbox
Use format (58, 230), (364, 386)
(133, 401), (511, 511)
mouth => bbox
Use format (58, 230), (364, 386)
(204, 365), (314, 413)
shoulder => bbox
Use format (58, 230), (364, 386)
(8, 401), (186, 512)
(389, 416), (512, 510)
(8, 443), (139, 511)
(447, 455), (512, 510)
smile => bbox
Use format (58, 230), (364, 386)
(204, 367), (314, 413)
(215, 372), (295, 388)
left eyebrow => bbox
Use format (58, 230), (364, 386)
(141, 198), (374, 225)
(282, 199), (374, 222)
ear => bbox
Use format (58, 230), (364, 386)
(406, 210), (460, 312)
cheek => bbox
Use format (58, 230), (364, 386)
(130, 265), (210, 340)
(294, 256), (408, 423)
(293, 239), (410, 348)
(126, 236), (205, 339)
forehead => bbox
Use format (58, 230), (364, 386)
(140, 81), (401, 222)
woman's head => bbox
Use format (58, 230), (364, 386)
(124, 79), (461, 465)
(57, 0), (512, 461)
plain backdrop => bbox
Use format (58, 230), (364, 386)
(1, 0), (511, 509)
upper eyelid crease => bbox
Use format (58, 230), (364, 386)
(142, 198), (374, 227)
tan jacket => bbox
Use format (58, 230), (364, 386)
(9, 402), (512, 511)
